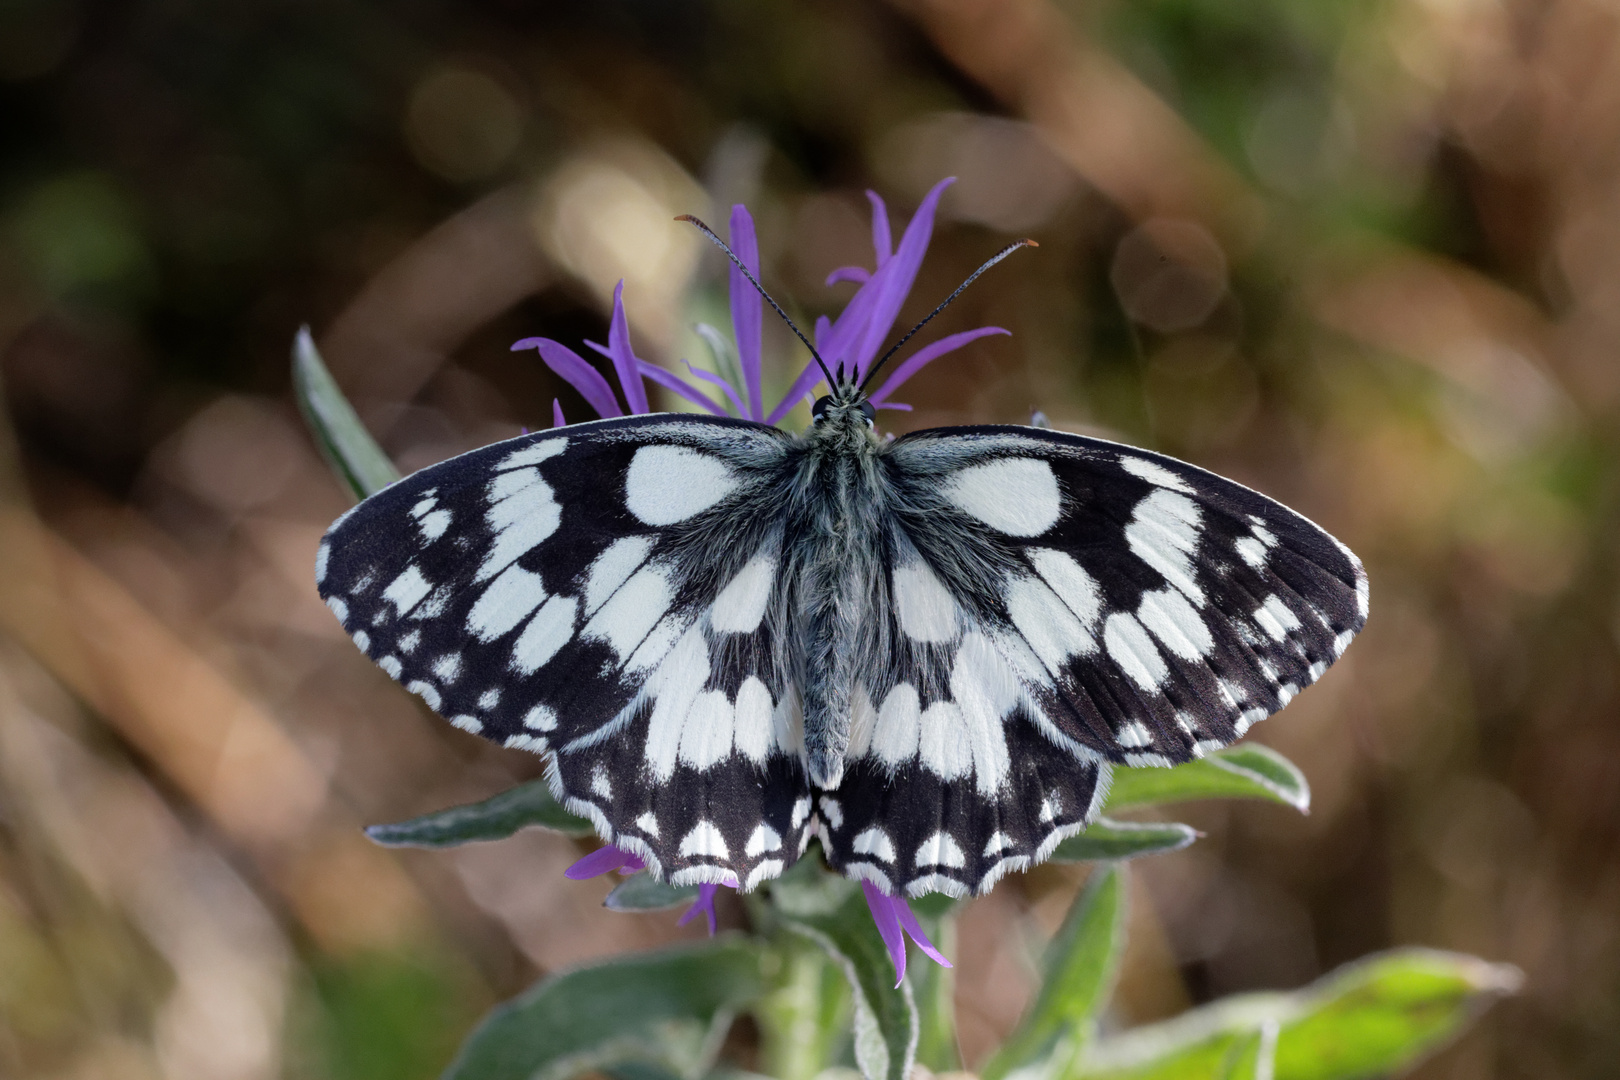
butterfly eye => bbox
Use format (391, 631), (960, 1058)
(811, 396), (832, 421)
(859, 400), (876, 424)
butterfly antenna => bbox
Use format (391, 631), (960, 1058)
(676, 215), (839, 389)
(860, 238), (1037, 391)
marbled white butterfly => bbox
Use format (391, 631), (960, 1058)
(315, 206), (1366, 901)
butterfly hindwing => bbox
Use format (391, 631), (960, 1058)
(316, 414), (813, 886)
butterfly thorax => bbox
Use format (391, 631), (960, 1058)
(790, 384), (888, 789)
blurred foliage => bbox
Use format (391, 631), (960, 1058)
(2, 0), (1617, 1077)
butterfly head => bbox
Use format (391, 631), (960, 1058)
(811, 382), (877, 431)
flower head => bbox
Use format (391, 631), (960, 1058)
(511, 177), (1008, 426)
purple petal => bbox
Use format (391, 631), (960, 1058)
(552, 399), (566, 428)
(677, 882), (723, 936)
(826, 265), (871, 287)
(606, 281), (650, 414)
(874, 401), (913, 412)
(729, 205), (765, 421)
(513, 337), (622, 419)
(851, 177), (955, 379)
(565, 845), (638, 880)
(894, 898), (953, 969)
(635, 358), (728, 416)
(868, 327), (1011, 405)
(862, 881), (908, 988)
(682, 360), (746, 416)
(867, 190), (892, 269)
(765, 361), (826, 426)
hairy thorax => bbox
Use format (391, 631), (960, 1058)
(786, 401), (889, 789)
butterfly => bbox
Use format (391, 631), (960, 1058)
(315, 215), (1366, 901)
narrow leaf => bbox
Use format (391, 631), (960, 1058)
(364, 779), (594, 847)
(1049, 819), (1200, 863)
(906, 902), (962, 1072)
(291, 326), (401, 501)
(771, 860), (918, 1080)
(442, 938), (765, 1080)
(1076, 948), (1521, 1080)
(982, 864), (1128, 1080)
(1104, 745), (1310, 813)
(606, 872), (698, 912)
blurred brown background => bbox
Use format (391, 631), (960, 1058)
(1, 0), (1616, 1077)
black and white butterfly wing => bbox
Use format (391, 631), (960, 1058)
(817, 425), (1366, 897)
(316, 414), (813, 889)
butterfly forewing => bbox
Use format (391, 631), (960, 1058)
(316, 414), (813, 887)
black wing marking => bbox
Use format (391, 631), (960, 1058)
(316, 413), (812, 888)
(817, 424), (1363, 897)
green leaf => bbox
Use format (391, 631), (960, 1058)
(605, 873), (698, 912)
(982, 864), (1128, 1080)
(1074, 948), (1521, 1080)
(1103, 745), (1310, 813)
(442, 937), (765, 1080)
(364, 780), (594, 847)
(1048, 819), (1200, 862)
(769, 858), (918, 1080)
(292, 325), (401, 502)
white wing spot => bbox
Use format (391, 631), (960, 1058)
(983, 831), (1016, 856)
(852, 827), (897, 863)
(1121, 456), (1194, 493)
(945, 457), (1061, 536)
(315, 543), (330, 584)
(642, 626), (711, 781)
(711, 554), (776, 633)
(351, 630), (370, 651)
(732, 677), (774, 764)
(1125, 490), (1204, 604)
(1105, 612), (1170, 690)
(870, 684), (921, 767)
(326, 595), (349, 622)
(477, 689), (500, 710)
(523, 704), (557, 731)
(679, 821), (729, 859)
(499, 437), (567, 469)
(450, 715), (482, 734)
(512, 594), (578, 674)
(892, 560), (960, 643)
(584, 536), (654, 616)
(584, 563), (672, 661)
(397, 629), (421, 654)
(1027, 548), (1102, 628)
(948, 632), (1016, 794)
(818, 797), (843, 829)
(678, 690), (735, 770)
(432, 654), (462, 683)
(917, 701), (972, 780)
(467, 563), (549, 641)
(1254, 594), (1301, 642)
(1117, 720), (1153, 748)
(790, 797), (812, 829)
(915, 832), (966, 869)
(382, 565), (432, 617)
(746, 860), (784, 891)
(418, 509), (452, 541)
(1006, 573), (1094, 674)
(378, 656), (402, 679)
(745, 824), (781, 857)
(1137, 587), (1214, 659)
(406, 680), (441, 710)
(634, 812), (659, 837)
(625, 445), (740, 525)
(477, 468), (562, 581)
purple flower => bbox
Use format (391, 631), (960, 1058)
(565, 845), (736, 937)
(511, 176), (1008, 426)
(862, 881), (952, 988)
